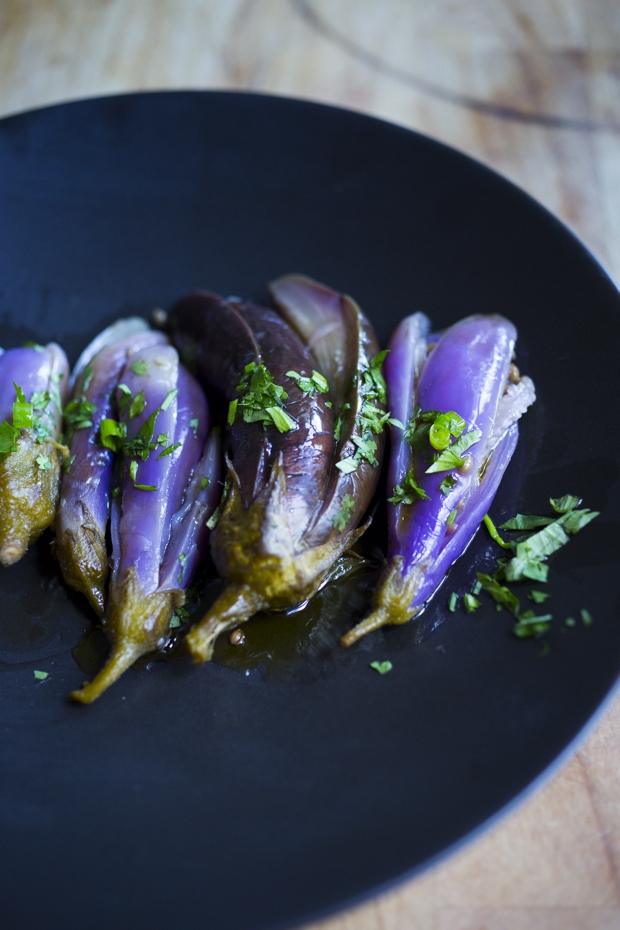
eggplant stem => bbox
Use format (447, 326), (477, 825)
(340, 607), (393, 646)
(186, 583), (266, 664)
(70, 642), (142, 704)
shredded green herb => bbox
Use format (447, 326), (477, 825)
(336, 352), (400, 474)
(448, 592), (458, 612)
(388, 468), (430, 505)
(228, 361), (296, 433)
(286, 369), (330, 395)
(369, 660), (393, 675)
(463, 593), (481, 614)
(333, 494), (356, 532)
(33, 670), (48, 681)
(130, 359), (149, 376)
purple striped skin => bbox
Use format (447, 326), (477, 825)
(0, 343), (69, 566)
(56, 321), (167, 615)
(71, 346), (219, 704)
(342, 314), (533, 646)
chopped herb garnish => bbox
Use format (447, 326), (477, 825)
(388, 467), (430, 505)
(286, 369), (330, 395)
(129, 391), (146, 418)
(206, 478), (231, 530)
(512, 612), (553, 638)
(156, 441), (182, 460)
(229, 362), (296, 433)
(369, 660), (393, 675)
(439, 474), (458, 496)
(117, 383), (133, 412)
(189, 418), (199, 437)
(23, 342), (45, 351)
(160, 388), (178, 411)
(64, 394), (97, 438)
(35, 453), (51, 470)
(333, 494), (356, 532)
(425, 428), (481, 474)
(463, 593), (481, 613)
(33, 670), (48, 680)
(550, 495), (581, 514)
(476, 572), (520, 616)
(581, 608), (594, 627)
(130, 359), (149, 375)
(177, 552), (187, 584)
(129, 460), (138, 481)
(134, 484), (157, 492)
(529, 590), (550, 604)
(447, 509), (458, 526)
(0, 420), (20, 459)
(565, 617), (577, 628)
(335, 352), (400, 474)
(200, 477), (210, 490)
(448, 592), (458, 612)
(100, 418), (127, 454)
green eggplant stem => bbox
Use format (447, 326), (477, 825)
(341, 556), (422, 646)
(70, 642), (144, 704)
(186, 583), (267, 663)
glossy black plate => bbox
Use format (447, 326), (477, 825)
(1, 92), (619, 930)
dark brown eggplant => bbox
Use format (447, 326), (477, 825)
(164, 277), (386, 661)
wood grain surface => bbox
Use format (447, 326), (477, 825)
(1, 3), (619, 929)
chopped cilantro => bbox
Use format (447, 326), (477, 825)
(447, 509), (458, 526)
(64, 394), (97, 439)
(129, 391), (146, 418)
(286, 369), (330, 395)
(565, 617), (577, 628)
(529, 590), (550, 604)
(463, 593), (481, 614)
(512, 612), (553, 638)
(448, 592), (458, 612)
(581, 608), (594, 627)
(189, 418), (199, 436)
(388, 467), (430, 505)
(200, 476), (210, 490)
(130, 359), (149, 375)
(160, 388), (178, 411)
(35, 453), (51, 470)
(333, 494), (356, 532)
(369, 660), (393, 675)
(33, 670), (48, 680)
(439, 474), (458, 496)
(335, 352), (397, 474)
(230, 362), (296, 433)
(0, 420), (20, 459)
(476, 572), (520, 615)
(134, 484), (157, 492)
(156, 441), (181, 460)
(129, 460), (138, 481)
(100, 418), (127, 453)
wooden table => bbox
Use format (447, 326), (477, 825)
(2, 3), (619, 928)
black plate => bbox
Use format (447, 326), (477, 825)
(1, 92), (619, 930)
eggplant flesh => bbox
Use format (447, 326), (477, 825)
(342, 313), (536, 645)
(0, 343), (69, 566)
(165, 276), (386, 661)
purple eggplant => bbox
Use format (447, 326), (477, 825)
(70, 342), (221, 703)
(342, 313), (536, 645)
(56, 318), (168, 615)
(0, 343), (69, 566)
(164, 275), (387, 661)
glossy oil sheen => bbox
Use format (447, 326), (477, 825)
(1, 92), (619, 930)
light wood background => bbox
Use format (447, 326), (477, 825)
(1, 3), (619, 929)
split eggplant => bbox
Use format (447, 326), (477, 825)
(342, 312), (536, 645)
(56, 318), (168, 615)
(67, 334), (221, 703)
(164, 274), (388, 661)
(0, 343), (69, 566)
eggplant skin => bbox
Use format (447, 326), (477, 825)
(165, 281), (387, 663)
(0, 434), (65, 566)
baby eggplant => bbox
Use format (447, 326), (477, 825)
(342, 313), (536, 645)
(70, 341), (221, 703)
(0, 342), (69, 566)
(165, 276), (387, 661)
(56, 318), (168, 615)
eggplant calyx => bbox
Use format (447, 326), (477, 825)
(340, 556), (423, 646)
(70, 567), (184, 703)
